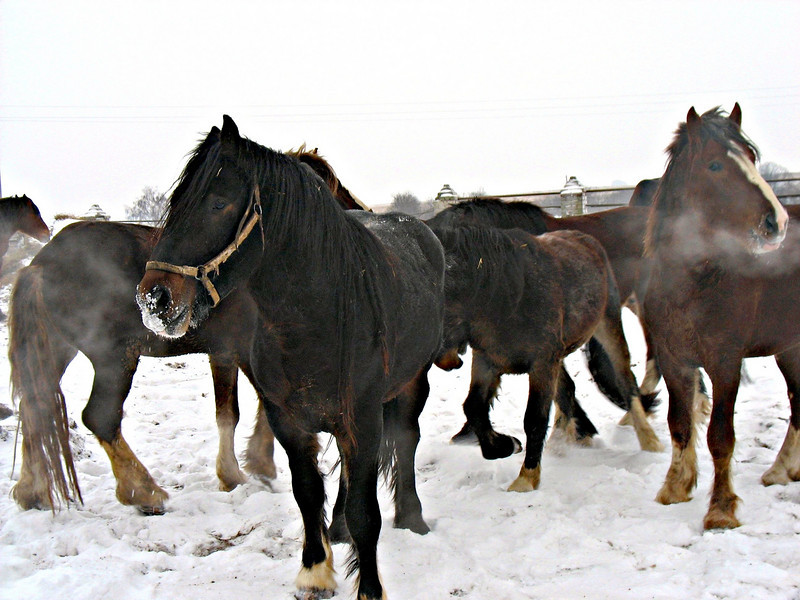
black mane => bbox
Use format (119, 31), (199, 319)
(427, 197), (550, 233)
(433, 225), (528, 309)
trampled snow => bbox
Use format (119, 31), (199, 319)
(1, 302), (798, 600)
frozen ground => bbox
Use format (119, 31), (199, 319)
(1, 299), (798, 600)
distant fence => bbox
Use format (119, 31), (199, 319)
(454, 175), (800, 217)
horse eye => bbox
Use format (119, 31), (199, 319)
(709, 161), (723, 172)
(212, 199), (227, 210)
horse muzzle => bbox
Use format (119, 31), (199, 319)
(753, 207), (789, 254)
(137, 271), (197, 338)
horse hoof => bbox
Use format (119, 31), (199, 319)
(394, 514), (431, 536)
(138, 505), (166, 516)
(481, 434), (522, 460)
(507, 465), (540, 492)
(655, 485), (692, 505)
(294, 589), (335, 600)
(703, 509), (741, 530)
(450, 423), (478, 445)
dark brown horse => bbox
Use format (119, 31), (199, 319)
(427, 198), (657, 439)
(136, 116), (444, 600)
(642, 104), (794, 530)
(431, 224), (661, 492)
(0, 195), (51, 265)
(9, 147), (364, 515)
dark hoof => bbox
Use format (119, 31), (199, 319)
(137, 505), (166, 516)
(480, 433), (523, 460)
(450, 422), (479, 445)
(328, 515), (351, 545)
(294, 589), (335, 600)
(394, 513), (431, 535)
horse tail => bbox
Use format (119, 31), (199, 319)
(9, 265), (81, 509)
(585, 254), (660, 414)
(585, 337), (660, 414)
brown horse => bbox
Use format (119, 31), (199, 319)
(642, 104), (794, 530)
(431, 224), (662, 492)
(0, 195), (51, 264)
(427, 198), (657, 440)
(9, 147), (363, 515)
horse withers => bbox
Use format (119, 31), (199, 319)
(431, 224), (661, 493)
(136, 116), (444, 600)
(642, 104), (794, 530)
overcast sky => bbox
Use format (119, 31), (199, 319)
(2, 0), (799, 220)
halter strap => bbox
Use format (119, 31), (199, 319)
(145, 185), (263, 307)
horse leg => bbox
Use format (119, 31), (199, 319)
(341, 406), (386, 600)
(461, 351), (522, 460)
(508, 361), (558, 492)
(655, 351), (700, 505)
(240, 362), (277, 482)
(83, 359), (168, 515)
(592, 317), (663, 452)
(267, 411), (335, 599)
(552, 363), (598, 443)
(329, 452), (350, 544)
(762, 349), (800, 485)
(703, 363), (742, 529)
(384, 369), (431, 535)
(639, 321), (661, 399)
(208, 355), (247, 491)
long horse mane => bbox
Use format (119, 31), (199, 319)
(429, 197), (550, 232)
(645, 107), (760, 254)
(164, 126), (391, 441)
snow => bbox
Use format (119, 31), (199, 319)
(1, 302), (799, 600)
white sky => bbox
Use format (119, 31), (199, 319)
(2, 0), (800, 219)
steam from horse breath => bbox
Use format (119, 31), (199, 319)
(667, 211), (792, 277)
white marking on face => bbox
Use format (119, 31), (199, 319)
(728, 149), (788, 232)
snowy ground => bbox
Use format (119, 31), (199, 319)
(1, 292), (798, 600)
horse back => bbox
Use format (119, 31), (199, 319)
(549, 206), (648, 300)
(532, 229), (615, 346)
(347, 211), (445, 386)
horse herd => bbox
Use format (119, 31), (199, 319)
(4, 104), (799, 600)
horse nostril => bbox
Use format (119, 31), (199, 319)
(146, 284), (172, 315)
(764, 211), (779, 236)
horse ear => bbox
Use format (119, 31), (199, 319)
(729, 102), (742, 128)
(686, 107), (702, 138)
(221, 115), (240, 143)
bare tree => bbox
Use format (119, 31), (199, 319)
(126, 186), (168, 222)
(390, 192), (422, 216)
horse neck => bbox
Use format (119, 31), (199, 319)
(0, 200), (24, 235)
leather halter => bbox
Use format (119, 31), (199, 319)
(145, 185), (263, 307)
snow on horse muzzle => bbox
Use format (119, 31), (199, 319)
(137, 187), (263, 338)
